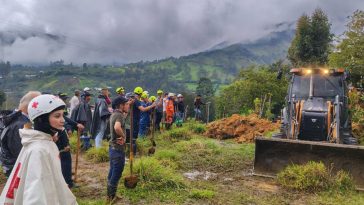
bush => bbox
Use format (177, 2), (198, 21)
(189, 189), (215, 199)
(277, 161), (355, 192)
(69, 133), (78, 153)
(136, 138), (150, 156)
(349, 90), (364, 124)
(191, 124), (206, 134)
(84, 146), (109, 163)
(173, 138), (254, 172)
(163, 127), (190, 141)
(184, 121), (206, 134)
(334, 170), (355, 191)
(126, 157), (186, 190)
(175, 138), (220, 155)
(155, 149), (179, 160)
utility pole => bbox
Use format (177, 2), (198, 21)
(206, 102), (211, 124)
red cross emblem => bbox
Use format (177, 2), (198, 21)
(32, 102), (39, 108)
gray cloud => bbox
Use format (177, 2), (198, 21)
(0, 0), (363, 64)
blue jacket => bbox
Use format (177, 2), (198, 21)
(139, 102), (151, 125)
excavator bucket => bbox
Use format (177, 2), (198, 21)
(253, 137), (364, 190)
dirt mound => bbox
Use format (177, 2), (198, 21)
(205, 114), (279, 143)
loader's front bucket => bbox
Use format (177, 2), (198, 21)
(253, 137), (364, 189)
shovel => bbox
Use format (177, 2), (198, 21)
(124, 103), (138, 189)
(148, 109), (157, 155)
(74, 129), (81, 183)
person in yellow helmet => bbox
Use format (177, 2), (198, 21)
(130, 87), (156, 154)
(155, 90), (164, 131)
(134, 87), (143, 95)
(142, 91), (149, 99)
(115, 87), (125, 97)
(149, 96), (156, 103)
(138, 92), (152, 137)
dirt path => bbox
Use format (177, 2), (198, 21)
(72, 153), (109, 199)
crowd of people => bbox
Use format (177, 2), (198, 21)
(0, 86), (206, 204)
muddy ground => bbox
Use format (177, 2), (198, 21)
(1, 149), (363, 205)
(71, 153), (309, 205)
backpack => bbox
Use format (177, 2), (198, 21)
(0, 110), (14, 164)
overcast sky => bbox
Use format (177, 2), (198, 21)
(0, 0), (363, 64)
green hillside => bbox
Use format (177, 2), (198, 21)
(2, 29), (294, 106)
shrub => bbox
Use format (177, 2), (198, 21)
(173, 138), (254, 172)
(277, 161), (355, 192)
(163, 127), (190, 141)
(175, 138), (221, 154)
(190, 124), (206, 134)
(189, 189), (215, 199)
(155, 149), (179, 160)
(136, 138), (150, 156)
(85, 146), (109, 163)
(334, 170), (355, 191)
(125, 157), (186, 190)
(68, 132), (78, 153)
(277, 162), (330, 191)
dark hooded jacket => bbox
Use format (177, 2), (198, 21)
(71, 95), (92, 134)
(90, 95), (111, 138)
(0, 110), (30, 169)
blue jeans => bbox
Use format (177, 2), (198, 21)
(138, 123), (149, 137)
(194, 108), (202, 120)
(95, 119), (107, 148)
(107, 147), (125, 187)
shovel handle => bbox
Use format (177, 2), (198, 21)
(129, 103), (134, 175)
(74, 129), (81, 182)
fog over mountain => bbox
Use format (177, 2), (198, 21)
(0, 0), (363, 64)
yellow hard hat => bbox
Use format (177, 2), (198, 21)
(141, 92), (148, 99)
(116, 87), (124, 94)
(157, 90), (163, 94)
(149, 96), (156, 102)
(134, 87), (143, 95)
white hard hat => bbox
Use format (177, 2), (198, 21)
(168, 93), (174, 97)
(143, 91), (149, 96)
(177, 94), (183, 98)
(84, 87), (91, 91)
(28, 94), (66, 121)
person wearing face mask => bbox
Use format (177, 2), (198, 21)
(0, 94), (77, 205)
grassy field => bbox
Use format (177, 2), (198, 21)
(68, 122), (364, 205)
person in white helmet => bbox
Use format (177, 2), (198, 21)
(0, 94), (78, 205)
(83, 87), (91, 92)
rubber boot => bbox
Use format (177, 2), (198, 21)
(107, 184), (117, 202)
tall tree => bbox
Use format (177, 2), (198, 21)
(196, 77), (214, 99)
(216, 66), (288, 118)
(288, 14), (312, 66)
(329, 10), (364, 87)
(311, 8), (332, 65)
(196, 77), (215, 121)
(288, 9), (332, 66)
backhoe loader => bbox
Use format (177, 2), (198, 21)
(254, 68), (364, 189)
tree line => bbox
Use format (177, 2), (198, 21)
(215, 8), (364, 119)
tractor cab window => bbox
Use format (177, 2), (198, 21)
(292, 74), (343, 99)
(291, 75), (310, 98)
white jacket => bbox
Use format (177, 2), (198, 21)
(69, 96), (80, 116)
(0, 129), (77, 205)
